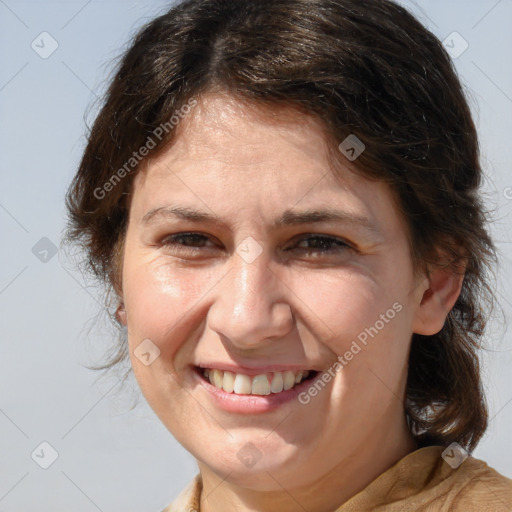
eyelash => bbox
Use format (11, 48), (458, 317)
(159, 232), (353, 257)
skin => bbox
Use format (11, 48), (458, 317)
(117, 92), (464, 512)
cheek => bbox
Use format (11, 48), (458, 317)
(291, 268), (413, 385)
(289, 269), (392, 347)
(122, 257), (212, 356)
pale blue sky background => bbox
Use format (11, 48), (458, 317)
(1, 1), (511, 510)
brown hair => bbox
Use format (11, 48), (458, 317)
(65, 0), (497, 452)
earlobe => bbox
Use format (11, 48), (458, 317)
(412, 266), (465, 336)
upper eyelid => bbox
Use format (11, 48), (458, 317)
(161, 232), (353, 248)
(163, 232), (218, 244)
(291, 234), (351, 247)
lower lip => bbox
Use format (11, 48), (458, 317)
(192, 368), (320, 414)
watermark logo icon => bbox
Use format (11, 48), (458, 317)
(442, 32), (469, 59)
(237, 442), (262, 468)
(32, 237), (58, 263)
(31, 32), (59, 59)
(442, 442), (468, 469)
(338, 134), (365, 161)
(134, 338), (161, 366)
(236, 236), (263, 264)
(31, 441), (59, 469)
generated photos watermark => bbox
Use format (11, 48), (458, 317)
(93, 97), (198, 200)
(298, 301), (403, 405)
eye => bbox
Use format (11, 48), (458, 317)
(160, 232), (218, 256)
(158, 232), (355, 259)
(288, 234), (353, 256)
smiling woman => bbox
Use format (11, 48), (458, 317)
(64, 0), (512, 511)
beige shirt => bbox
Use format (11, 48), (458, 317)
(161, 445), (512, 511)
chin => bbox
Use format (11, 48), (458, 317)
(196, 440), (311, 490)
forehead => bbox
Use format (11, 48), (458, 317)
(131, 92), (407, 238)
(136, 93), (348, 198)
(138, 92), (338, 185)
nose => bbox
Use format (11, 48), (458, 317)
(207, 250), (294, 349)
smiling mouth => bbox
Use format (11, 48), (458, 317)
(196, 367), (319, 396)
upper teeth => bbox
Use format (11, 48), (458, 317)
(203, 368), (310, 395)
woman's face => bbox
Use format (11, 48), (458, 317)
(120, 93), (428, 491)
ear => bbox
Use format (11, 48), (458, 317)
(412, 264), (465, 336)
(115, 301), (127, 326)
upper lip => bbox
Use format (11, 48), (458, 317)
(195, 363), (318, 376)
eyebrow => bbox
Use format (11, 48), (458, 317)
(141, 206), (380, 235)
